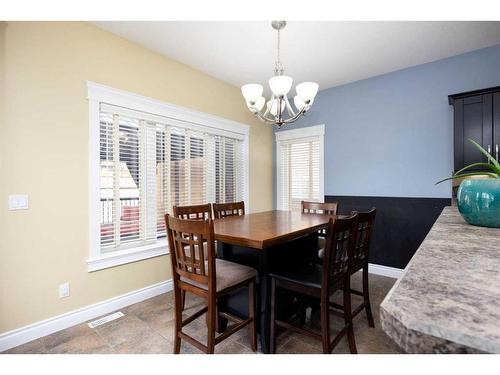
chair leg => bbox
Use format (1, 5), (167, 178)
(181, 290), (186, 311)
(173, 284), (182, 354)
(320, 295), (331, 354)
(296, 296), (307, 326)
(248, 280), (257, 352)
(343, 277), (357, 354)
(207, 294), (217, 354)
(214, 304), (220, 332)
(362, 265), (375, 328)
(269, 278), (277, 354)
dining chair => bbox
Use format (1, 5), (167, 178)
(173, 203), (213, 310)
(213, 201), (245, 219)
(165, 214), (257, 354)
(342, 208), (377, 327)
(301, 200), (340, 259)
(269, 214), (359, 354)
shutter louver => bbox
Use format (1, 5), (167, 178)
(143, 122), (157, 242)
(170, 127), (188, 208)
(99, 113), (115, 248)
(156, 125), (169, 237)
(118, 116), (141, 246)
(214, 136), (244, 204)
(189, 132), (206, 205)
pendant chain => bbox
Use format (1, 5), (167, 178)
(274, 28), (284, 76)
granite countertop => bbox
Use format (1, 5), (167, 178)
(380, 206), (500, 353)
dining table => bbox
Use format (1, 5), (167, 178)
(213, 210), (336, 353)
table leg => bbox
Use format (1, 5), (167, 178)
(215, 233), (318, 353)
(216, 242), (230, 333)
(258, 249), (271, 353)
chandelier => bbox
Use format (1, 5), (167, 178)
(241, 21), (319, 128)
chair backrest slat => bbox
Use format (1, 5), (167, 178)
(351, 208), (376, 266)
(165, 214), (216, 289)
(173, 204), (212, 220)
(322, 214), (358, 291)
(189, 232), (196, 273)
(213, 201), (245, 219)
(302, 201), (339, 215)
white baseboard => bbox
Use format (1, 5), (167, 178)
(0, 279), (173, 352)
(368, 263), (404, 279)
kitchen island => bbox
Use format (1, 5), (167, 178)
(380, 206), (500, 353)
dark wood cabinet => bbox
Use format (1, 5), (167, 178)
(449, 86), (500, 172)
(494, 92), (500, 163)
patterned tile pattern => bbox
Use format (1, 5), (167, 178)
(2, 272), (402, 354)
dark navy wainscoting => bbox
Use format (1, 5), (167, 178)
(325, 196), (451, 269)
(273, 44), (500, 269)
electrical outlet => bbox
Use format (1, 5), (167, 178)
(59, 283), (70, 299)
(8, 195), (29, 210)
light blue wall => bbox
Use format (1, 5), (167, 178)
(273, 44), (500, 206)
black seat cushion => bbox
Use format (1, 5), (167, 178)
(270, 264), (323, 289)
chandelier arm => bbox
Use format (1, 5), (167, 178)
(280, 106), (310, 124)
(277, 98), (284, 123)
(253, 104), (310, 126)
(253, 111), (278, 124)
(284, 96), (296, 117)
(262, 94), (274, 118)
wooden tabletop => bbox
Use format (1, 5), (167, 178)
(213, 210), (333, 249)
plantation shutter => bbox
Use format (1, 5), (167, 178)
(143, 122), (157, 242)
(278, 138), (320, 211)
(168, 127), (207, 208)
(99, 113), (115, 248)
(99, 108), (158, 251)
(98, 104), (245, 253)
(214, 136), (245, 203)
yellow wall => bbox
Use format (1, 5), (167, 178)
(0, 22), (273, 333)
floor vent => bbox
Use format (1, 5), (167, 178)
(87, 311), (124, 328)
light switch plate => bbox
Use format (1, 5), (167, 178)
(8, 195), (29, 210)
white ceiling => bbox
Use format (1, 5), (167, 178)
(94, 21), (500, 92)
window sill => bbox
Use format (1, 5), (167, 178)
(87, 240), (169, 272)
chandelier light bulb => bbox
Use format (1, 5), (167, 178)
(269, 75), (293, 97)
(296, 82), (319, 103)
(241, 84), (264, 102)
(247, 96), (265, 112)
(293, 95), (307, 111)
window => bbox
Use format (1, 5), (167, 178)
(276, 125), (324, 211)
(88, 82), (249, 271)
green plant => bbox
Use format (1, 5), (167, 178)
(436, 139), (500, 184)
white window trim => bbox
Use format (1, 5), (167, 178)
(87, 81), (250, 272)
(275, 124), (325, 211)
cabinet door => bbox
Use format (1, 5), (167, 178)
(494, 92), (500, 164)
(454, 94), (493, 171)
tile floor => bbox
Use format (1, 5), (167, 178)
(2, 272), (402, 354)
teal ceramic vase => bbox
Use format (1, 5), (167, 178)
(457, 178), (500, 228)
